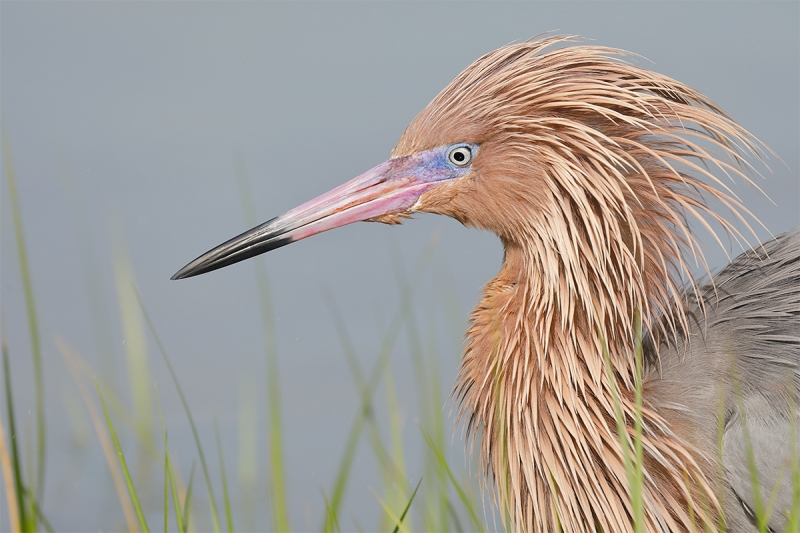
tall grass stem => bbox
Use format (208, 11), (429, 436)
(112, 235), (154, 446)
(2, 123), (45, 504)
(214, 420), (235, 532)
(58, 338), (138, 532)
(96, 380), (149, 532)
(2, 340), (25, 531)
(134, 288), (221, 533)
(233, 153), (291, 531)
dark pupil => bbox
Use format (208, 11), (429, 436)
(453, 151), (465, 162)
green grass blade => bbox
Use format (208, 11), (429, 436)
(334, 344), (396, 528)
(156, 388), (170, 533)
(389, 237), (440, 527)
(320, 291), (402, 531)
(390, 235), (450, 531)
(24, 424), (35, 527)
(167, 452), (183, 531)
(60, 342), (137, 433)
(372, 478), (424, 533)
(426, 322), (450, 532)
(25, 488), (55, 533)
(321, 288), (393, 531)
(257, 264), (289, 532)
(59, 339), (139, 531)
(421, 429), (485, 533)
(599, 329), (635, 483)
(383, 362), (408, 521)
(158, 403), (169, 533)
(261, 298), (289, 532)
(214, 419), (234, 532)
(632, 310), (645, 533)
(322, 410), (364, 533)
(446, 500), (465, 533)
(320, 489), (341, 533)
(319, 237), (438, 531)
(370, 487), (412, 533)
(163, 443), (169, 533)
(2, 124), (45, 508)
(2, 340), (29, 531)
(392, 477), (423, 533)
(112, 233), (154, 446)
(234, 154), (290, 531)
(95, 380), (149, 532)
(0, 393), (20, 533)
(183, 462), (197, 533)
(364, 412), (399, 489)
(134, 288), (221, 533)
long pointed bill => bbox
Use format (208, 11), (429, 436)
(172, 147), (472, 280)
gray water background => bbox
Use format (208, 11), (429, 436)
(2, 2), (798, 531)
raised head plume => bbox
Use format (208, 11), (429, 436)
(393, 36), (766, 532)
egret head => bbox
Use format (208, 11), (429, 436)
(173, 36), (759, 344)
(172, 35), (767, 533)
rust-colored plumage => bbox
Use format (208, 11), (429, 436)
(175, 36), (799, 532)
(398, 37), (762, 531)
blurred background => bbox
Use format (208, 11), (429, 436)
(2, 2), (798, 531)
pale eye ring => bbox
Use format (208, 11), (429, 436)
(447, 145), (472, 167)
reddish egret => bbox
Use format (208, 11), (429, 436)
(173, 37), (799, 532)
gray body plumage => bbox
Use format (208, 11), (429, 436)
(647, 229), (800, 531)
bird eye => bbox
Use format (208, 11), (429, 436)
(447, 145), (472, 167)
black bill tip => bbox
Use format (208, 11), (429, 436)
(171, 217), (293, 280)
(171, 235), (292, 280)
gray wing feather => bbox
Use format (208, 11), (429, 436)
(646, 229), (800, 532)
(715, 230), (800, 532)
